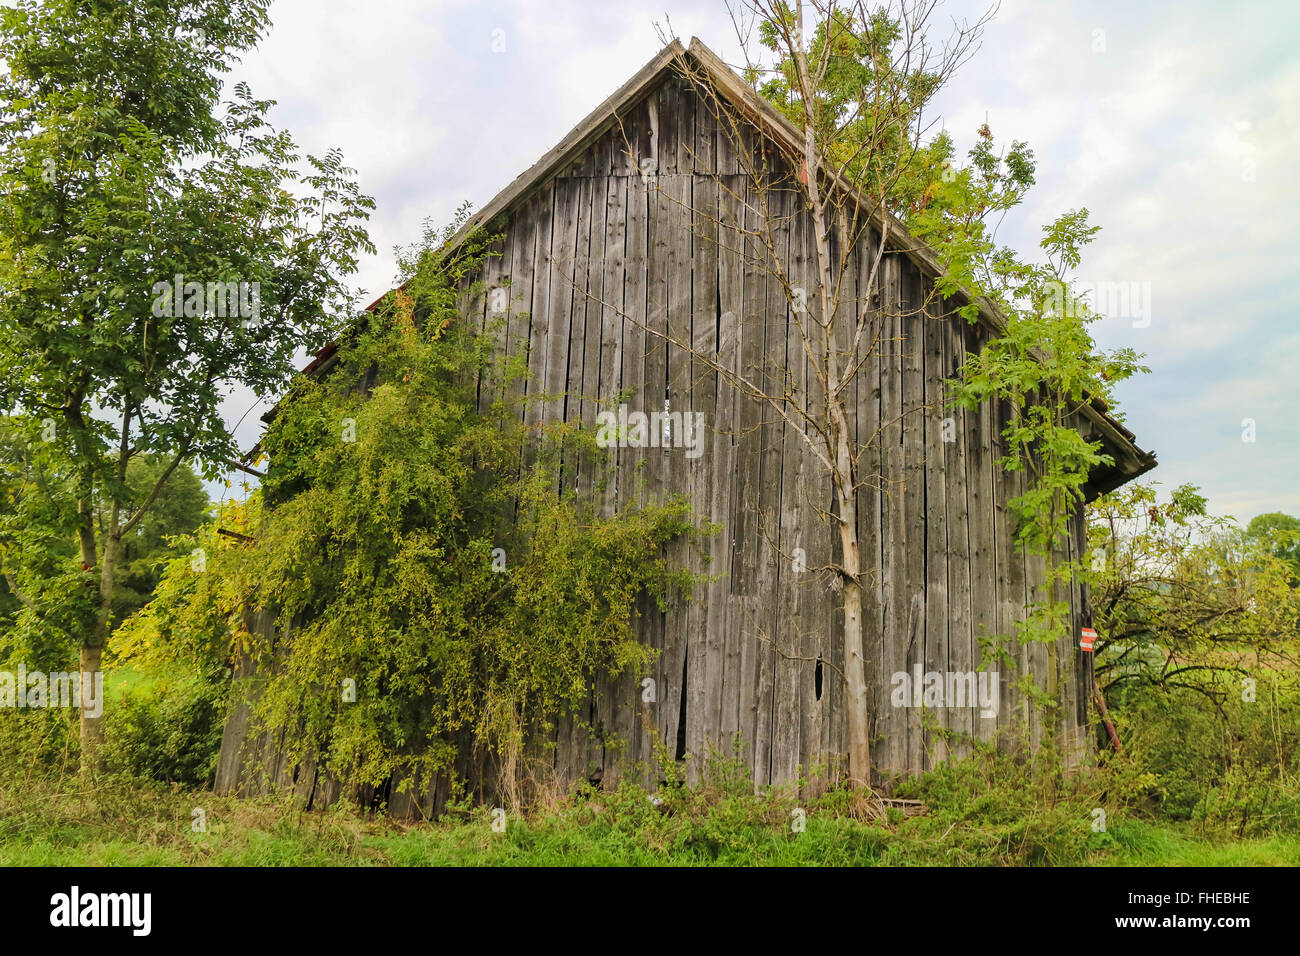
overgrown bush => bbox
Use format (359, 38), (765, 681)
(0, 707), (77, 785)
(1112, 685), (1300, 836)
(124, 214), (708, 806)
(102, 667), (228, 788)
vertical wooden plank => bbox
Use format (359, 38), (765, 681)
(730, 173), (768, 779)
(879, 250), (907, 779)
(576, 177), (608, 502)
(900, 256), (928, 775)
(477, 234), (510, 416)
(505, 199), (539, 415)
(856, 228), (887, 784)
(610, 102), (640, 178)
(822, 219), (855, 784)
(643, 172), (671, 512)
(1023, 435), (1048, 756)
(591, 171), (625, 787)
(715, 100), (741, 177)
(554, 176), (601, 789)
(689, 171), (720, 778)
(663, 170), (698, 755)
(598, 176), (628, 519)
(641, 93), (660, 188)
(998, 416), (1019, 749)
(632, 165), (668, 776)
(590, 121), (613, 179)
(944, 305), (974, 761)
(522, 182), (556, 435)
(749, 174), (790, 788)
(620, 163), (650, 513)
(692, 76), (717, 176)
(992, 396), (1015, 751)
(559, 175), (596, 497)
(771, 183), (809, 789)
(922, 273), (950, 767)
(692, 172), (743, 784)
(675, 74), (695, 176)
(541, 178), (581, 433)
(601, 154), (650, 787)
(515, 184), (568, 804)
(657, 80), (680, 176)
(965, 322), (999, 748)
(656, 171), (694, 767)
(574, 175), (613, 790)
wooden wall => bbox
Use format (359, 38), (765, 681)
(216, 69), (1095, 810)
(454, 72), (1093, 791)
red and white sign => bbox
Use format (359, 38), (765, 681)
(1080, 627), (1098, 652)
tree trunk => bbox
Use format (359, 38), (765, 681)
(79, 642), (104, 772)
(792, 46), (872, 785)
(831, 409), (871, 786)
(78, 532), (117, 775)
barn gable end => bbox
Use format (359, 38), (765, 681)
(218, 38), (1155, 808)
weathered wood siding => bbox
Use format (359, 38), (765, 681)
(456, 72), (1092, 790)
(216, 67), (1095, 808)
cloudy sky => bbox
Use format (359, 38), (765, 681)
(214, 0), (1298, 523)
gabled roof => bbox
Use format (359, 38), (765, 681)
(307, 37), (1156, 495)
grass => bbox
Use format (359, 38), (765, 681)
(2, 773), (1296, 867)
(1096, 821), (1300, 866)
(4, 710), (1294, 867)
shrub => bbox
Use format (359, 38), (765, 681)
(102, 667), (227, 788)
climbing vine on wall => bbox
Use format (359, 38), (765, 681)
(132, 216), (707, 806)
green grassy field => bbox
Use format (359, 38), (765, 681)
(7, 687), (1294, 867)
(2, 778), (1295, 867)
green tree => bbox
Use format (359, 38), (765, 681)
(1245, 512), (1300, 580)
(104, 455), (211, 627)
(0, 415), (83, 669)
(1089, 484), (1300, 704)
(1, 437), (209, 654)
(0, 0), (375, 768)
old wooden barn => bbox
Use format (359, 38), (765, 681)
(216, 38), (1156, 810)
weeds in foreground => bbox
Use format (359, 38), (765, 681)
(2, 739), (1296, 866)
